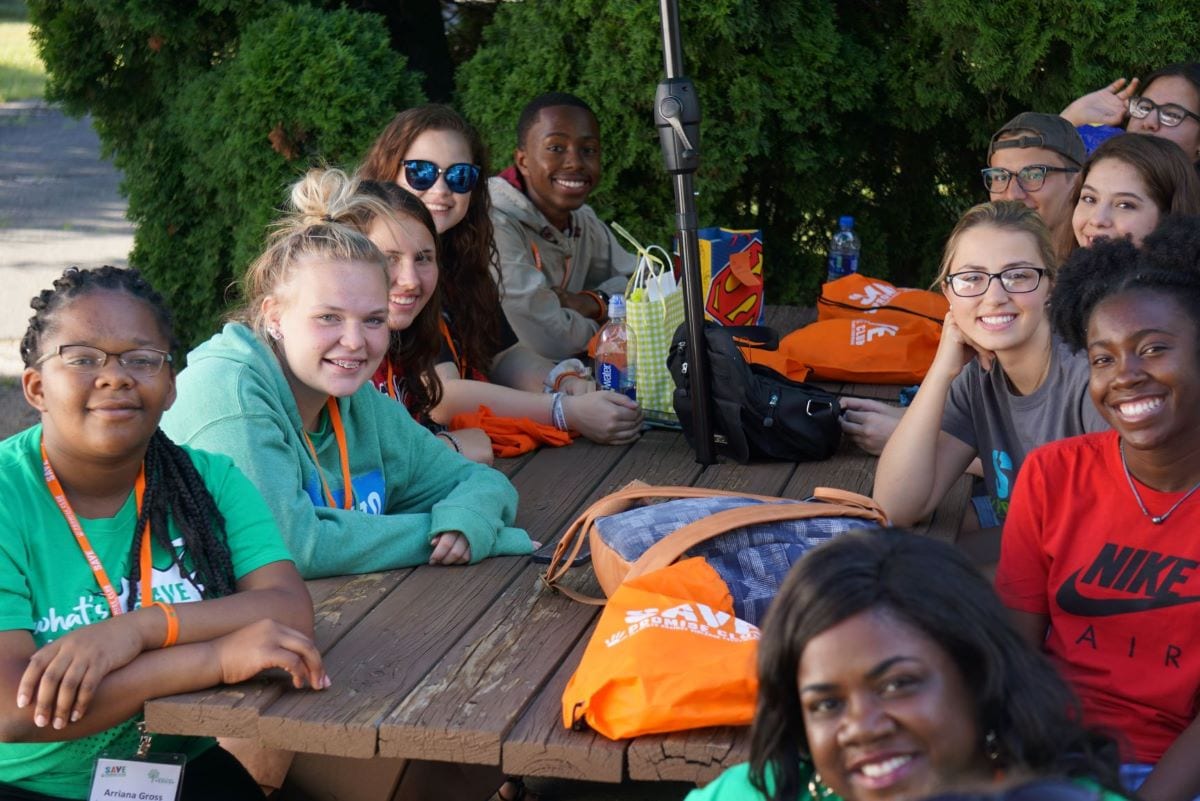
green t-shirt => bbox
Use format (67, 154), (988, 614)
(0, 425), (294, 799)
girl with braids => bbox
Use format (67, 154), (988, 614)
(998, 217), (1200, 801)
(161, 168), (533, 579)
(357, 105), (642, 455)
(873, 201), (1106, 536)
(0, 266), (326, 801)
(688, 530), (1125, 801)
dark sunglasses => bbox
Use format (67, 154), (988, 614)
(402, 160), (481, 194)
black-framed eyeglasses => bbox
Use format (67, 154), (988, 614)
(1128, 96), (1200, 128)
(981, 164), (1080, 194)
(402, 160), (481, 194)
(944, 266), (1047, 297)
(35, 345), (172, 377)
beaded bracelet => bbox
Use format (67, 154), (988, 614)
(550, 392), (569, 432)
(437, 431), (463, 453)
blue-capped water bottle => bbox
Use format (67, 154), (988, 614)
(826, 215), (861, 282)
(595, 294), (636, 401)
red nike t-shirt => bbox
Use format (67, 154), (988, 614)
(998, 430), (1200, 763)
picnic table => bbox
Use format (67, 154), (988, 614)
(143, 307), (970, 798)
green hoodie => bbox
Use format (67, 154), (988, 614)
(162, 323), (532, 578)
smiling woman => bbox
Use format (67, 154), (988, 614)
(686, 530), (1125, 801)
(159, 168), (533, 580)
(1000, 219), (1200, 801)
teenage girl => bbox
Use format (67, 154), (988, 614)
(0, 266), (326, 801)
(357, 104), (642, 453)
(161, 168), (533, 579)
(873, 201), (1107, 530)
(1070, 133), (1200, 251)
(1000, 220), (1200, 801)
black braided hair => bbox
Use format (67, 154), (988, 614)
(1050, 215), (1200, 352)
(22, 266), (238, 601)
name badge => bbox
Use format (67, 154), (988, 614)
(88, 753), (185, 801)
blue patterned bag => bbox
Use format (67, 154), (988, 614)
(542, 483), (888, 624)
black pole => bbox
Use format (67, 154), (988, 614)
(655, 0), (715, 464)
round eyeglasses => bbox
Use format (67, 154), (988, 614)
(35, 345), (172, 377)
(981, 164), (1079, 194)
(944, 266), (1047, 297)
(402, 160), (481, 194)
(1128, 96), (1200, 128)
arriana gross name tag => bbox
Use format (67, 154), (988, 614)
(88, 754), (184, 801)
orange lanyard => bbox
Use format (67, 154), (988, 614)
(438, 318), (467, 378)
(384, 360), (398, 401)
(41, 441), (152, 618)
(300, 398), (354, 510)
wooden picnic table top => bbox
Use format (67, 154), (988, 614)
(143, 307), (969, 787)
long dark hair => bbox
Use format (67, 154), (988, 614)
(22, 266), (237, 601)
(749, 530), (1119, 801)
(354, 179), (445, 417)
(358, 104), (502, 375)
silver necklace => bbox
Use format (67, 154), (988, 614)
(1119, 441), (1200, 525)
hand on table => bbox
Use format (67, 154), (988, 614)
(443, 427), (494, 466)
(838, 397), (904, 455)
(1061, 77), (1138, 127)
(430, 531), (472, 565)
(552, 286), (604, 319)
(210, 619), (328, 689)
(563, 391), (643, 445)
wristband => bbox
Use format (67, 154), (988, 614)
(543, 358), (588, 393)
(437, 431), (463, 454)
(551, 392), (569, 431)
(579, 290), (608, 321)
(154, 602), (179, 648)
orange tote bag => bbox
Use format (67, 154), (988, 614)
(818, 274), (948, 326)
(562, 557), (759, 740)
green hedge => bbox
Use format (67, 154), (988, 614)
(29, 0), (423, 351)
(458, 0), (1200, 303)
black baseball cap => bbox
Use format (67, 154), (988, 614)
(989, 112), (1086, 167)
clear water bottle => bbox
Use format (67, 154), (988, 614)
(595, 294), (637, 401)
(826, 215), (861, 282)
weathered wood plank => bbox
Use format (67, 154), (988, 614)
(917, 472), (972, 544)
(376, 562), (602, 763)
(509, 439), (632, 542)
(762, 304), (816, 334)
(254, 556), (528, 758)
(494, 449), (536, 479)
(144, 570), (408, 738)
(693, 456), (795, 497)
(502, 623), (626, 783)
(627, 725), (751, 783)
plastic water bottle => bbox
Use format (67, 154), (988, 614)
(595, 294), (636, 401)
(826, 215), (861, 282)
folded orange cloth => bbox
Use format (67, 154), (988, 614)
(450, 405), (575, 458)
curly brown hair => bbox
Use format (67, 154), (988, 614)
(358, 104), (503, 376)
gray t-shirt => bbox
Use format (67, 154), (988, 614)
(941, 336), (1108, 521)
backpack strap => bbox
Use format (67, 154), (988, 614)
(624, 492), (889, 582)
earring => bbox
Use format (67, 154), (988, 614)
(267, 326), (282, 341)
(808, 771), (836, 799)
(984, 729), (1001, 763)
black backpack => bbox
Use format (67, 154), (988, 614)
(667, 323), (842, 463)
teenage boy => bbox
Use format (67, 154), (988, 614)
(489, 92), (636, 359)
(983, 112), (1086, 259)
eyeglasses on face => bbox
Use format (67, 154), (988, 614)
(980, 164), (1080, 194)
(1128, 96), (1200, 128)
(35, 344), (172, 377)
(402, 160), (481, 194)
(944, 266), (1047, 297)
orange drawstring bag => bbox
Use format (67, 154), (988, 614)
(743, 316), (942, 385)
(817, 274), (949, 326)
(562, 557), (759, 740)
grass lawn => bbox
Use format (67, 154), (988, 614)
(0, 0), (45, 103)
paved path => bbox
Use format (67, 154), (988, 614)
(0, 100), (133, 376)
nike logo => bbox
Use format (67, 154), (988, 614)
(1057, 568), (1200, 616)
